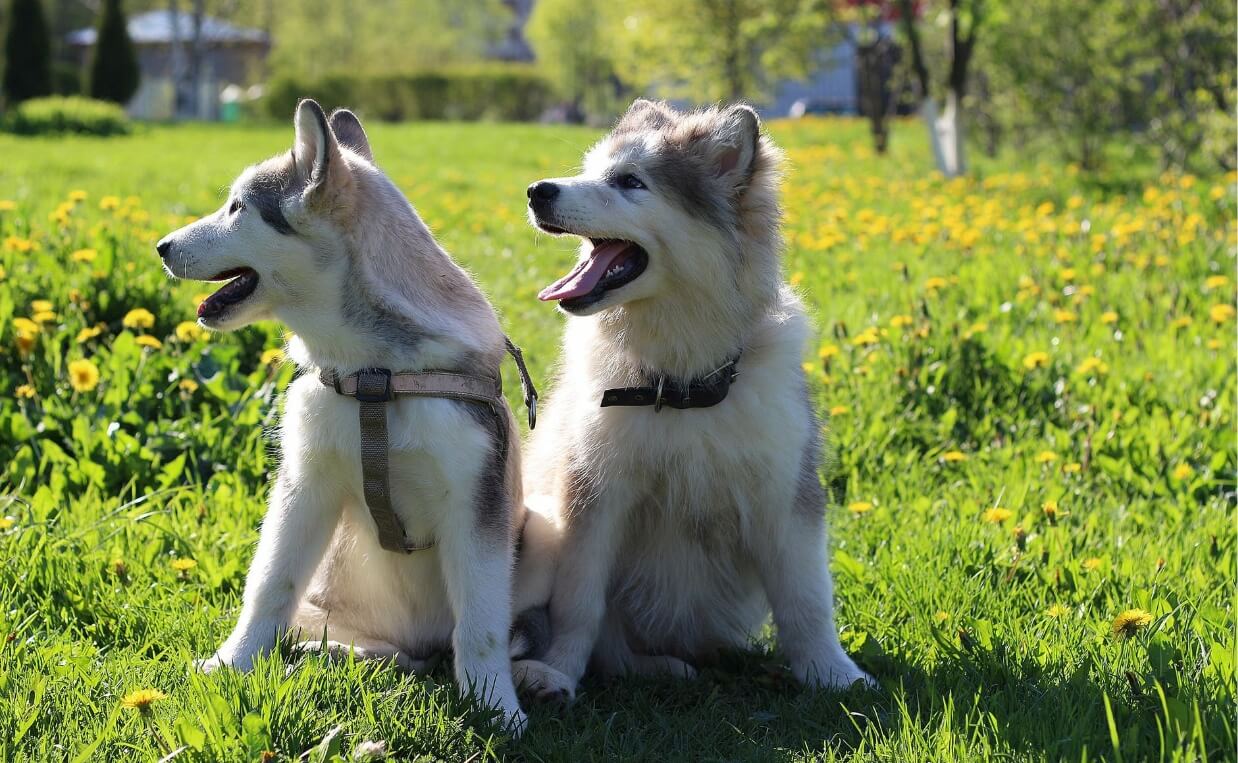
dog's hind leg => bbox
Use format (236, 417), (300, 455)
(591, 609), (698, 680)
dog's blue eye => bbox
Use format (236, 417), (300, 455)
(618, 174), (646, 190)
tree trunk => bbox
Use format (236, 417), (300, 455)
(188, 0), (205, 118)
(169, 0), (191, 119)
(923, 87), (966, 177)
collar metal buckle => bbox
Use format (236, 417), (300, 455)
(654, 375), (666, 412)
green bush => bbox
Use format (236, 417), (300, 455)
(263, 64), (554, 122)
(4, 96), (131, 136)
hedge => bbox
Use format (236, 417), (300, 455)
(4, 96), (130, 136)
(263, 64), (555, 122)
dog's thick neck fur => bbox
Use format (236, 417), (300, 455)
(586, 109), (784, 382)
(274, 148), (505, 377)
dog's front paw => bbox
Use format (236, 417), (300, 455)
(195, 647), (256, 674)
(505, 708), (529, 737)
(794, 652), (876, 691)
(513, 659), (576, 703)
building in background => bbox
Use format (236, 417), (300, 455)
(66, 10), (269, 120)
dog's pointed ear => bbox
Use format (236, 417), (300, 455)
(709, 104), (761, 184)
(292, 99), (345, 195)
(615, 98), (675, 133)
(328, 108), (373, 163)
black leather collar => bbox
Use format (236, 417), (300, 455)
(600, 353), (741, 411)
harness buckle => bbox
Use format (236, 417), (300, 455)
(355, 368), (393, 403)
(654, 375), (666, 412)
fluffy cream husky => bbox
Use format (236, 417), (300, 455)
(515, 99), (874, 699)
(156, 100), (556, 731)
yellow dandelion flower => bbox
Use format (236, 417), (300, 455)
(1169, 316), (1193, 330)
(68, 189), (88, 202)
(982, 507), (1013, 523)
(0, 517), (13, 530)
(0, 200), (16, 211)
(15, 384), (35, 399)
(99, 195), (121, 211)
(933, 611), (950, 624)
(122, 308), (155, 329)
(1207, 338), (1222, 350)
(170, 558), (197, 572)
(120, 688), (167, 712)
(890, 314), (914, 329)
(1067, 195), (1085, 209)
(1063, 462), (1082, 474)
(818, 343), (840, 360)
(13, 317), (38, 354)
(942, 451), (968, 463)
(1100, 311), (1118, 325)
(1042, 500), (1060, 522)
(76, 325), (104, 343)
(1022, 351), (1050, 370)
(847, 501), (873, 515)
(1035, 451), (1058, 464)
(1209, 185), (1226, 201)
(31, 310), (57, 324)
(1075, 357), (1109, 376)
(1171, 463), (1193, 480)
(1111, 608), (1153, 639)
(851, 328), (880, 347)
(1081, 557), (1103, 572)
(1205, 275), (1230, 289)
(1208, 304), (1235, 323)
(68, 358), (101, 392)
(178, 378), (199, 393)
(1053, 309), (1077, 324)
(925, 276), (948, 291)
(789, 271), (805, 286)
(135, 335), (162, 350)
(175, 321), (205, 342)
(31, 300), (52, 313)
(964, 321), (988, 338)
(829, 405), (849, 416)
(1045, 603), (1070, 618)
(260, 348), (285, 365)
(71, 248), (98, 263)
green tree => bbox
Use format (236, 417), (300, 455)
(613, 0), (836, 103)
(895, 0), (986, 176)
(266, 0), (510, 80)
(3, 0), (53, 104)
(526, 0), (622, 119)
(89, 0), (140, 105)
(981, 0), (1235, 173)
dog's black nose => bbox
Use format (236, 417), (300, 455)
(527, 182), (559, 202)
(156, 239), (172, 259)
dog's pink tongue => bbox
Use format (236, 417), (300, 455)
(538, 240), (630, 301)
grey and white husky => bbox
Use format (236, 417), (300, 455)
(156, 100), (558, 732)
(515, 99), (874, 699)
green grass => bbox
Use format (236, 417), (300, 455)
(0, 117), (1233, 762)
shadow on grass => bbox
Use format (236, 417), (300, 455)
(509, 641), (1215, 762)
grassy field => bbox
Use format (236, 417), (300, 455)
(0, 117), (1233, 762)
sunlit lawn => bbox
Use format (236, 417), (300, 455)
(0, 117), (1233, 761)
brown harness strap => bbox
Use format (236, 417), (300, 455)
(320, 338), (538, 554)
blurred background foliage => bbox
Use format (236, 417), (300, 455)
(0, 0), (1233, 174)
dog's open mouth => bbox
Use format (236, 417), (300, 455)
(538, 239), (648, 311)
(197, 267), (259, 319)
